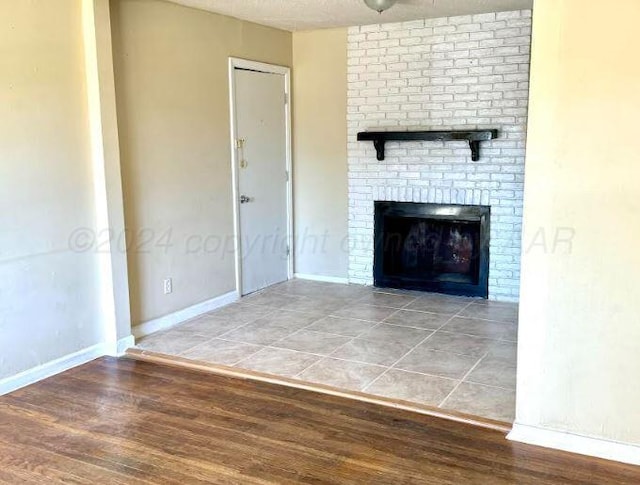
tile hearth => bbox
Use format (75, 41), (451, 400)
(137, 279), (518, 422)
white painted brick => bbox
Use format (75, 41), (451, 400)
(470, 30), (494, 41)
(402, 19), (425, 29)
(444, 85), (469, 94)
(411, 27), (434, 37)
(496, 11), (522, 20)
(379, 38), (400, 48)
(431, 59), (455, 68)
(367, 31), (388, 41)
(454, 76), (479, 85)
(366, 48), (385, 57)
(496, 27), (522, 38)
(432, 42), (455, 52)
(446, 50), (472, 59)
(456, 41), (480, 50)
(504, 37), (532, 47)
(482, 21), (507, 30)
(359, 40), (379, 49)
(473, 12), (496, 22)
(454, 58), (479, 68)
(447, 32), (471, 42)
(495, 45), (521, 56)
(434, 25), (457, 34)
(360, 24), (382, 33)
(505, 55), (530, 64)
(347, 10), (531, 301)
(400, 37), (424, 46)
(425, 17), (451, 28)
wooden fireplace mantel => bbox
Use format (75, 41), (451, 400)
(356, 129), (498, 161)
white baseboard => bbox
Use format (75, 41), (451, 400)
(508, 423), (640, 466)
(0, 343), (108, 396)
(132, 290), (239, 339)
(0, 291), (240, 395)
(106, 334), (136, 356)
(294, 273), (349, 285)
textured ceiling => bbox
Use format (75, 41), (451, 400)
(168, 0), (533, 32)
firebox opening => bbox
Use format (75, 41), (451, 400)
(374, 202), (490, 298)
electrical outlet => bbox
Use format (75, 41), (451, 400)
(163, 278), (173, 295)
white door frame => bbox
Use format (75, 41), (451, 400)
(228, 57), (293, 296)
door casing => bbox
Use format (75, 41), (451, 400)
(228, 57), (293, 295)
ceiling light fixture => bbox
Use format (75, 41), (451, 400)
(364, 0), (398, 14)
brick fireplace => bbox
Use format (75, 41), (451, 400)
(346, 10), (531, 301)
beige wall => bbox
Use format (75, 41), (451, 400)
(0, 0), (103, 378)
(292, 29), (349, 279)
(110, 0), (292, 325)
(84, 0), (133, 342)
(516, 0), (640, 446)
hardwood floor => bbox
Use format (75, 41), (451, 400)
(0, 357), (638, 484)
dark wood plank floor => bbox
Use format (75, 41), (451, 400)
(0, 358), (638, 484)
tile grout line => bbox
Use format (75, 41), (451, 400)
(365, 303), (478, 390)
(231, 302), (383, 374)
(143, 299), (516, 424)
(141, 303), (274, 344)
(166, 305), (284, 357)
(362, 300), (476, 393)
(291, 348), (336, 380)
(174, 334), (518, 392)
(151, 287), (518, 402)
(298, 316), (400, 379)
(281, 296), (426, 380)
(151, 296), (514, 359)
(438, 352), (489, 409)
(216, 297), (403, 370)
(225, 337), (464, 383)
(246, 298), (518, 326)
(212, 307), (280, 340)
(144, 306), (277, 356)
(314, 299), (436, 369)
(234, 300), (508, 341)
(450, 314), (518, 325)
(227, 297), (475, 384)
(230, 310), (332, 366)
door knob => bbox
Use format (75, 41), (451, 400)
(240, 195), (252, 204)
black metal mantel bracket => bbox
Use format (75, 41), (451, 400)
(357, 129), (498, 161)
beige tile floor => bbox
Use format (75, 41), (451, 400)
(138, 279), (518, 422)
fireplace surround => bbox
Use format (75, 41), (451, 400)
(374, 202), (490, 298)
(346, 11), (530, 301)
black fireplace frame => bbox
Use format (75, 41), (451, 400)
(373, 201), (490, 298)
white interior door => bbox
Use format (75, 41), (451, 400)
(234, 68), (289, 296)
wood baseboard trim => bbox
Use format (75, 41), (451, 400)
(125, 348), (512, 433)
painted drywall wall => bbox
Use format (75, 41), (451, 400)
(110, 0), (292, 325)
(516, 0), (640, 446)
(0, 0), (103, 379)
(83, 0), (133, 343)
(292, 29), (349, 279)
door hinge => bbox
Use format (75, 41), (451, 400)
(284, 92), (289, 105)
(285, 170), (290, 182)
(286, 245), (291, 256)
(235, 138), (245, 149)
